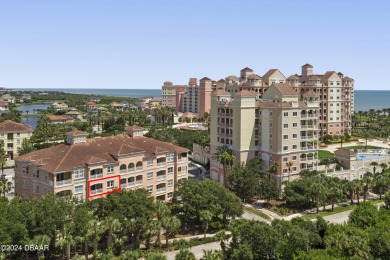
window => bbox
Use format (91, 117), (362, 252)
(147, 172), (153, 180)
(23, 166), (29, 174)
(182, 166), (187, 174)
(168, 179), (173, 187)
(147, 185), (153, 193)
(168, 167), (174, 174)
(292, 156), (297, 161)
(75, 185), (83, 194)
(23, 180), (29, 189)
(17, 139), (20, 144)
(107, 165), (114, 173)
(293, 112), (297, 117)
(17, 133), (20, 137)
(292, 166), (297, 172)
(74, 167), (84, 179)
(167, 192), (173, 198)
(283, 169), (288, 173)
(147, 158), (153, 166)
(283, 124), (288, 128)
(270, 134), (273, 139)
(270, 112), (273, 117)
(35, 185), (40, 194)
(283, 135), (288, 140)
(283, 146), (288, 151)
(270, 145), (273, 151)
(283, 157), (288, 162)
(293, 123), (297, 128)
(293, 134), (297, 139)
(270, 122), (273, 128)
(107, 180), (114, 188)
(167, 153), (174, 162)
(292, 145), (297, 150)
(33, 170), (40, 178)
(283, 112), (288, 117)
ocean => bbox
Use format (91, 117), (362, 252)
(12, 88), (390, 112)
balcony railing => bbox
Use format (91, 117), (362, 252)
(7, 139), (14, 142)
(90, 173), (103, 179)
(90, 188), (103, 195)
(135, 180), (143, 185)
(56, 179), (72, 187)
(301, 125), (316, 129)
(136, 167), (143, 171)
(7, 147), (14, 151)
(128, 168), (135, 172)
(128, 182), (135, 186)
(120, 169), (127, 174)
(121, 184), (127, 189)
(301, 136), (316, 140)
(301, 114), (316, 118)
(157, 175), (166, 181)
(156, 187), (166, 193)
(157, 162), (166, 167)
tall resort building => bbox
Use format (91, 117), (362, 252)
(210, 83), (320, 189)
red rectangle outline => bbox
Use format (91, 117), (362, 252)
(87, 175), (121, 198)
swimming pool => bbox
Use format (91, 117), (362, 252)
(356, 154), (386, 160)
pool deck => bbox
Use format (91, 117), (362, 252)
(320, 140), (390, 153)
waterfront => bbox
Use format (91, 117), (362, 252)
(17, 104), (51, 114)
(10, 89), (390, 112)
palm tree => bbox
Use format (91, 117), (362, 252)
(103, 217), (121, 249)
(212, 146), (235, 187)
(0, 177), (12, 198)
(199, 210), (213, 238)
(32, 234), (51, 260)
(87, 218), (103, 255)
(17, 139), (35, 155)
(353, 179), (363, 205)
(162, 216), (181, 247)
(380, 163), (388, 173)
(320, 157), (332, 173)
(202, 250), (223, 260)
(56, 225), (75, 260)
(311, 175), (327, 213)
(370, 162), (379, 175)
(362, 172), (373, 201)
(285, 161), (293, 181)
(269, 162), (279, 180)
(343, 180), (356, 204)
(329, 179), (344, 211)
(373, 173), (389, 199)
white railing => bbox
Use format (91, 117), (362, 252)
(90, 188), (103, 195)
(56, 179), (72, 187)
(120, 169), (127, 174)
(157, 162), (166, 167)
(121, 184), (127, 189)
(136, 180), (143, 185)
(136, 167), (143, 171)
(157, 175), (166, 181)
(128, 182), (135, 186)
(156, 187), (166, 193)
(128, 168), (135, 172)
(90, 173), (103, 179)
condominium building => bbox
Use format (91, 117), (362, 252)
(210, 84), (319, 188)
(15, 126), (189, 201)
(163, 64), (353, 136)
(0, 120), (33, 165)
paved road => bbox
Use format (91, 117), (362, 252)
(164, 241), (221, 260)
(323, 210), (352, 225)
(242, 210), (272, 224)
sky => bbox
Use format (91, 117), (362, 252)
(0, 0), (389, 90)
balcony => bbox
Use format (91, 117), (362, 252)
(90, 173), (103, 179)
(90, 188), (103, 195)
(120, 169), (127, 174)
(157, 174), (166, 181)
(301, 146), (315, 151)
(7, 147), (14, 151)
(128, 181), (135, 186)
(156, 187), (166, 193)
(301, 125), (317, 129)
(7, 139), (14, 143)
(301, 135), (316, 140)
(136, 167), (143, 171)
(301, 114), (316, 118)
(121, 184), (127, 189)
(135, 180), (143, 185)
(157, 162), (166, 167)
(56, 179), (72, 187)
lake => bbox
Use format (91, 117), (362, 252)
(18, 104), (51, 115)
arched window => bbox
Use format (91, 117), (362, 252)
(128, 163), (135, 172)
(136, 161), (143, 171)
(120, 164), (127, 173)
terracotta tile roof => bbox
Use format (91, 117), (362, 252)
(87, 102), (96, 106)
(125, 125), (145, 131)
(150, 98), (161, 102)
(200, 77), (212, 81)
(225, 75), (239, 80)
(302, 63), (313, 68)
(287, 75), (300, 80)
(302, 90), (319, 97)
(0, 102), (8, 107)
(247, 74), (261, 80)
(189, 78), (197, 85)
(241, 67), (253, 72)
(212, 89), (230, 95)
(322, 71), (337, 80)
(66, 130), (88, 135)
(256, 101), (292, 108)
(48, 115), (72, 121)
(217, 79), (226, 83)
(273, 83), (299, 96)
(335, 148), (357, 156)
(16, 134), (189, 173)
(183, 112), (196, 117)
(234, 90), (257, 97)
(308, 75), (321, 80)
(0, 120), (32, 133)
(262, 69), (278, 79)
(342, 76), (354, 81)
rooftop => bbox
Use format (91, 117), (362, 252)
(0, 120), (32, 133)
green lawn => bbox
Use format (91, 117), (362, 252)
(318, 150), (334, 160)
(244, 206), (271, 220)
(300, 199), (384, 220)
